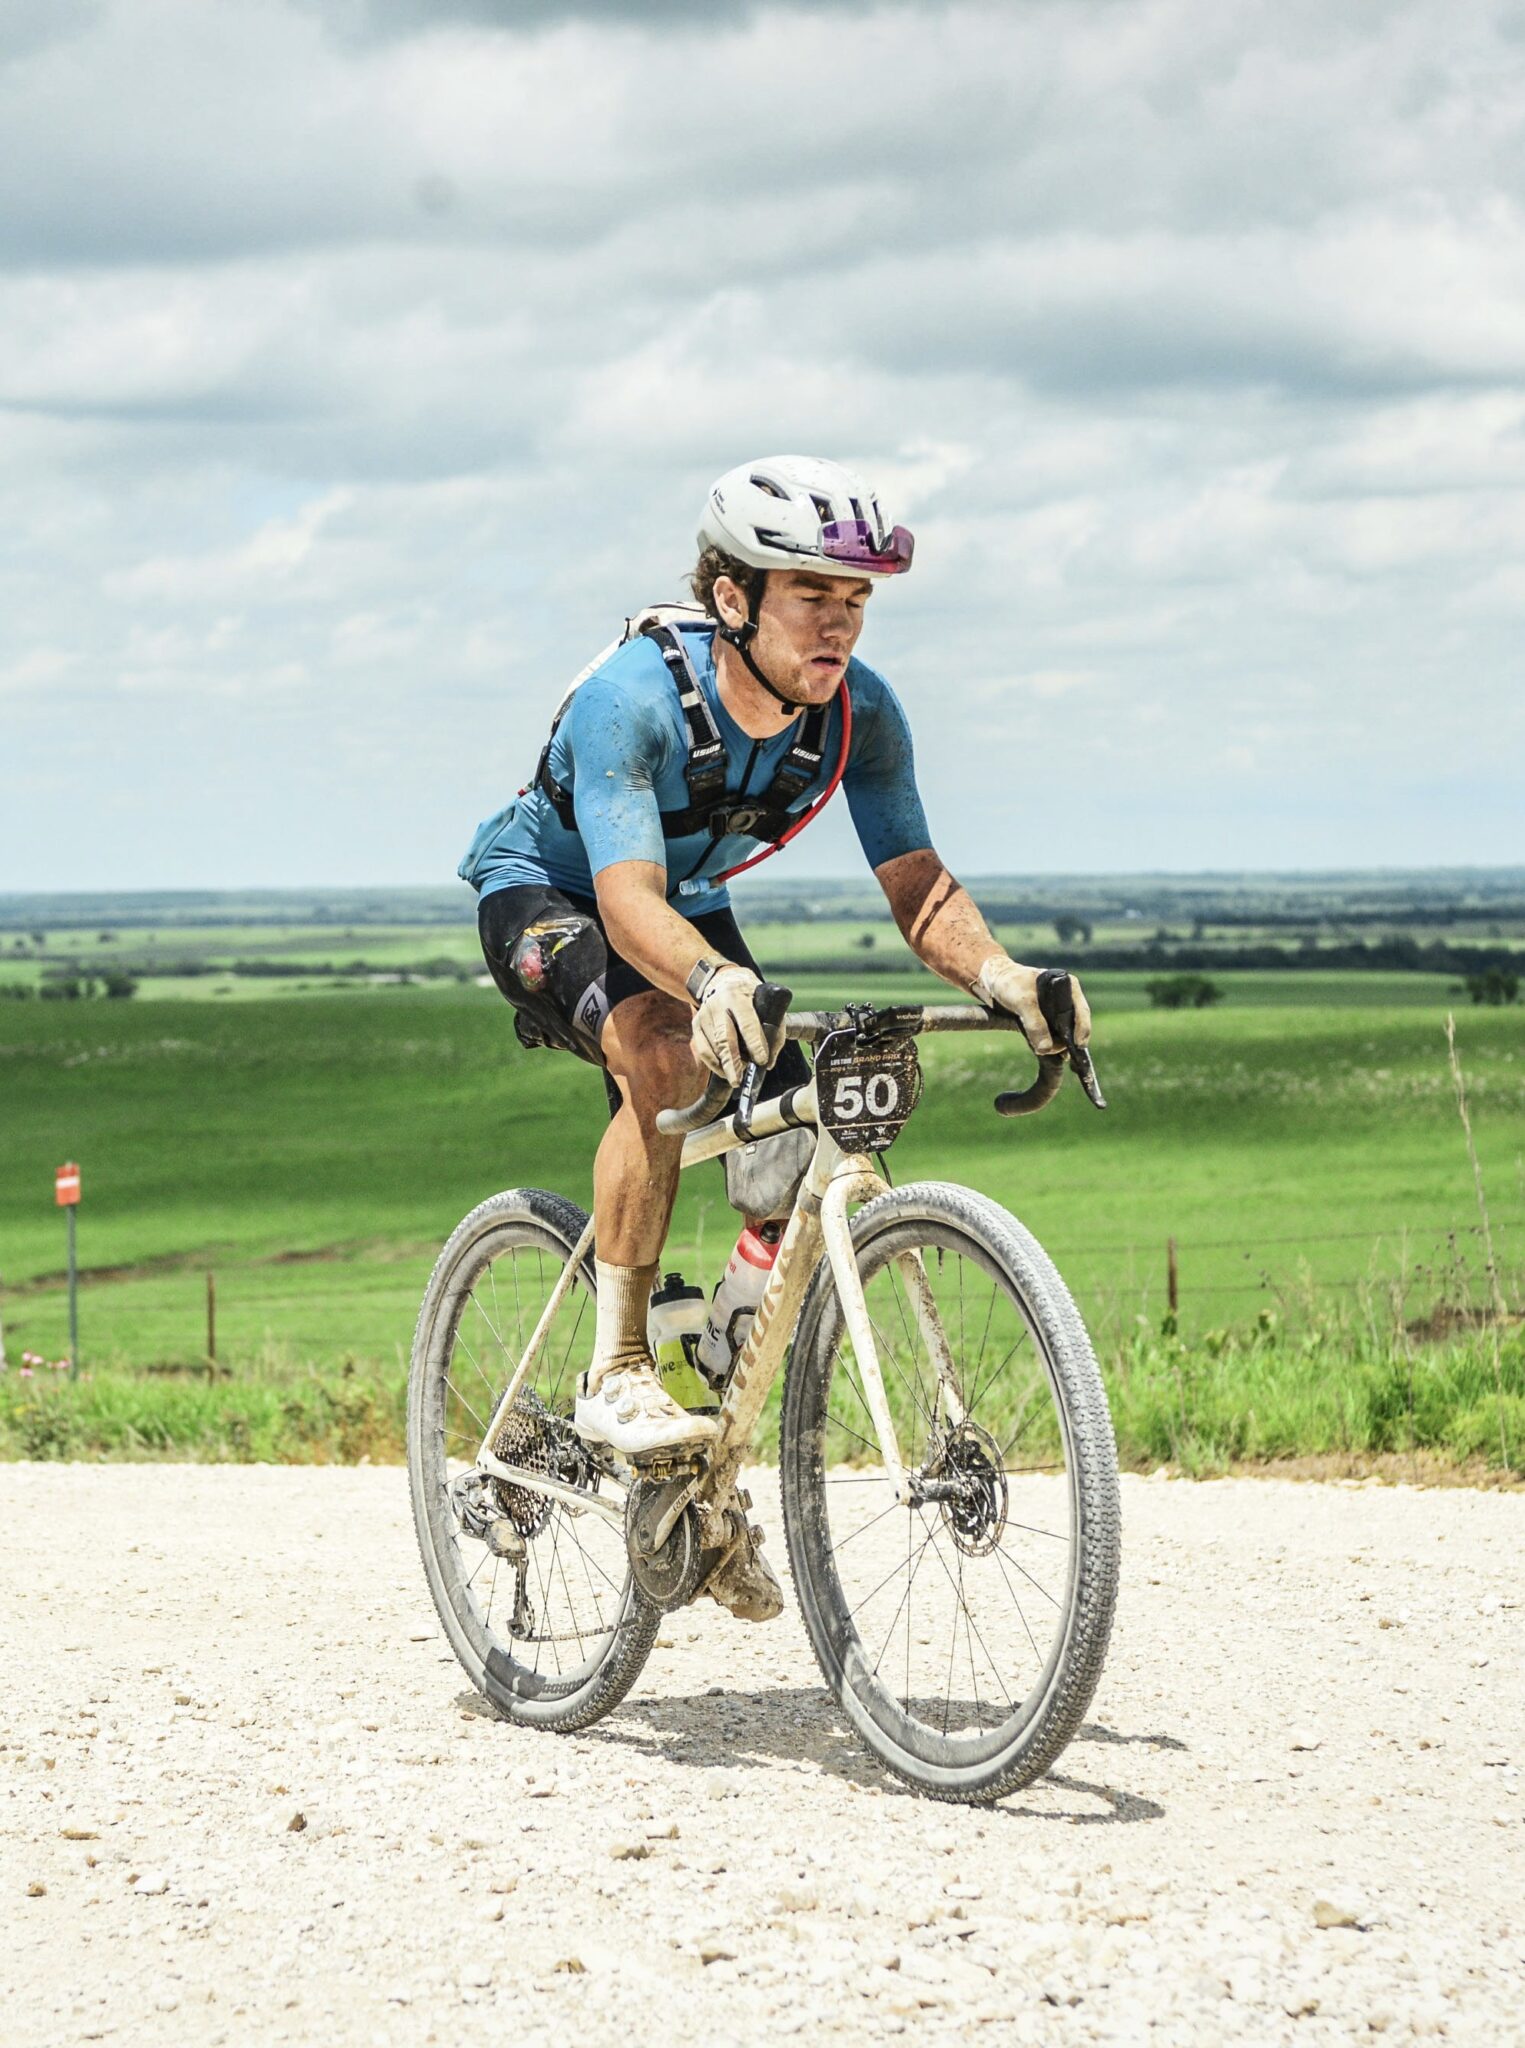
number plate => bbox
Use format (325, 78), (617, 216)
(816, 1034), (923, 1152)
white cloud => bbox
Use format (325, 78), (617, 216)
(3, 0), (1525, 888)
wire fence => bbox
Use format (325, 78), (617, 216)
(3, 1209), (1520, 1372)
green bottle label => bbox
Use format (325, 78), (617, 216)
(655, 1338), (716, 1412)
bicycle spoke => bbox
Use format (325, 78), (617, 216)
(990, 1540), (1044, 1664)
(967, 1326), (1034, 1425)
(887, 1265), (933, 1429)
(969, 1277), (999, 1410)
(811, 1204), (1103, 1772)
(845, 1521), (940, 1627)
(923, 1517), (1016, 1713)
(445, 1377), (489, 1438)
(868, 1505), (931, 1684)
(450, 1326), (499, 1409)
(830, 1497), (906, 1553)
(469, 1287), (511, 1362)
(428, 1219), (641, 1692)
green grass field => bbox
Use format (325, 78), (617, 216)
(3, 962), (1522, 1471)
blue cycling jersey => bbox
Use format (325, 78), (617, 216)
(459, 625), (931, 915)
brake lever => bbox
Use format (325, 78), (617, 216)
(1035, 967), (1107, 1111)
(734, 979), (794, 1137)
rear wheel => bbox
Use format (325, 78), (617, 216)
(407, 1188), (657, 1729)
(780, 1181), (1119, 1802)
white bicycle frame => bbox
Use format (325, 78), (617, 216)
(471, 1076), (962, 1521)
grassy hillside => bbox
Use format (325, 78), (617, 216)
(3, 975), (1521, 1470)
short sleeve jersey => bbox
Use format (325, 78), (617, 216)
(460, 625), (931, 915)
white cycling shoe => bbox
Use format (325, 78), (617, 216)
(574, 1359), (717, 1461)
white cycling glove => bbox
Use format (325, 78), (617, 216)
(689, 963), (784, 1086)
(974, 957), (1092, 1056)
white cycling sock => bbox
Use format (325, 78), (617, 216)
(589, 1259), (658, 1392)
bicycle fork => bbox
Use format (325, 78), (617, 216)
(818, 1166), (967, 1499)
(818, 1158), (914, 1504)
(713, 1135), (956, 1512)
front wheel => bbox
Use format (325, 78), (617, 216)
(780, 1181), (1119, 1803)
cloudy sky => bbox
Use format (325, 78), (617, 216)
(4, 0), (1523, 893)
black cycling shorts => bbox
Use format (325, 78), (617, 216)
(477, 881), (810, 1112)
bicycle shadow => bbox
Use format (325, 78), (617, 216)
(457, 1684), (1174, 1822)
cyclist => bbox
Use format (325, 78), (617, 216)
(460, 454), (1091, 1618)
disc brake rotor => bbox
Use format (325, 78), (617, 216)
(932, 1421), (1008, 1557)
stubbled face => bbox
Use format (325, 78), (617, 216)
(719, 569), (873, 705)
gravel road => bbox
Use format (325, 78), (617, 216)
(2, 1464), (1521, 2046)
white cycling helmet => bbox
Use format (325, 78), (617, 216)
(699, 454), (914, 579)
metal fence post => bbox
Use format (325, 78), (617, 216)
(68, 1206), (79, 1375)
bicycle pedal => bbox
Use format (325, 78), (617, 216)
(628, 1450), (703, 1484)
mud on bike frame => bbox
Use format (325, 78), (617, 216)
(467, 977), (1105, 1536)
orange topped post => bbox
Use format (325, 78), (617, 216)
(55, 1163), (81, 1372)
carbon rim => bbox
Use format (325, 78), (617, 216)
(804, 1215), (1082, 1766)
(429, 1226), (642, 1697)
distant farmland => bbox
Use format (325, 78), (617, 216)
(3, 896), (1520, 1473)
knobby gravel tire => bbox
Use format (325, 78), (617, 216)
(407, 1187), (659, 1731)
(780, 1180), (1120, 1803)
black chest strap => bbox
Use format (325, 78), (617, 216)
(536, 621), (832, 847)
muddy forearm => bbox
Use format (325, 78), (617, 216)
(592, 862), (724, 1006)
(875, 848), (1003, 993)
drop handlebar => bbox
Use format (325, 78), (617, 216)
(655, 970), (1107, 1137)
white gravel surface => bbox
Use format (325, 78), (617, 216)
(2, 1464), (1521, 2046)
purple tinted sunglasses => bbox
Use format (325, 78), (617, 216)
(819, 518), (915, 574)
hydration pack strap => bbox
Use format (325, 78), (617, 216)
(535, 617), (833, 849)
(644, 623), (728, 813)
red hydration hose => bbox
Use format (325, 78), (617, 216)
(714, 681), (853, 885)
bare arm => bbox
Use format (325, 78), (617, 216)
(874, 847), (1001, 993)
(593, 861), (718, 1002)
(595, 860), (780, 1085)
(875, 846), (1092, 1050)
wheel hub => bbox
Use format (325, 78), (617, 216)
(931, 1422), (1008, 1557)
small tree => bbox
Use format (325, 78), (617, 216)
(1053, 914), (1093, 945)
(1145, 974), (1225, 1011)
(1466, 968), (1520, 1006)
(102, 972), (139, 1000)
(852, 931), (876, 950)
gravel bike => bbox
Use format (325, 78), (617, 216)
(407, 975), (1119, 1804)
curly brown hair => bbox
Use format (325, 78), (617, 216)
(689, 545), (764, 620)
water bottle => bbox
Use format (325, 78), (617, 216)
(647, 1273), (715, 1412)
(696, 1224), (782, 1387)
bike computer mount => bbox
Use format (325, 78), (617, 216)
(815, 1007), (924, 1153)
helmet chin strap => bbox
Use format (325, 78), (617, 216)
(716, 586), (807, 714)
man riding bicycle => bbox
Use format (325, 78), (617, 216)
(460, 454), (1091, 1620)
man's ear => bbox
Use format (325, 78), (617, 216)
(712, 574), (749, 631)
